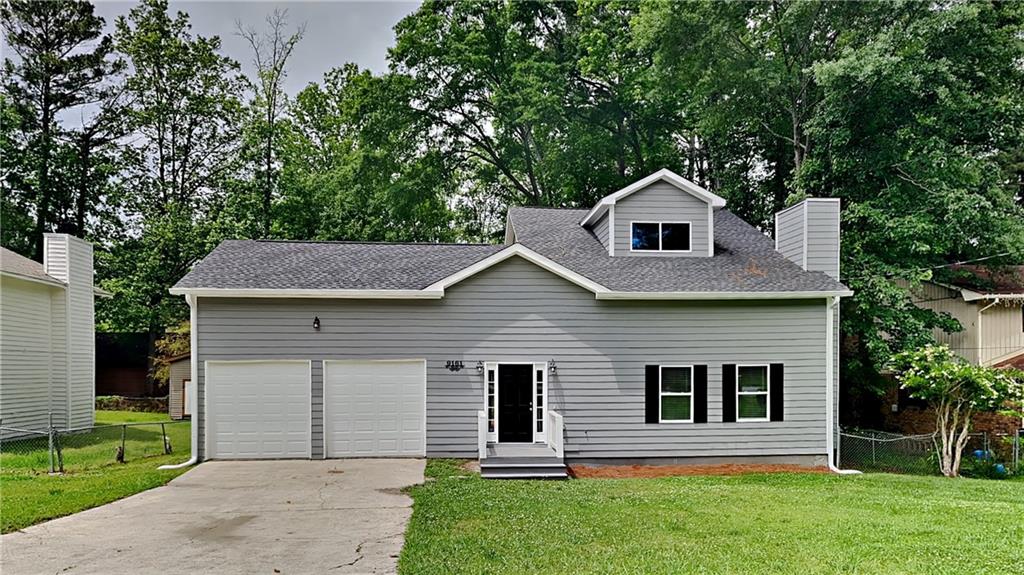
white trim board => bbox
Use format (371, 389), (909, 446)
(580, 169), (727, 227)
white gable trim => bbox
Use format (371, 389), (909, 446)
(424, 243), (610, 295)
(580, 169), (727, 227)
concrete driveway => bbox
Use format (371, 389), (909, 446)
(1, 459), (425, 575)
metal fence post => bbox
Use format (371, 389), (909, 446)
(48, 411), (55, 474)
(871, 437), (876, 465)
(161, 422), (171, 454)
(54, 428), (64, 473)
(117, 425), (127, 463)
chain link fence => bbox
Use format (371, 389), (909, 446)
(1, 420), (189, 475)
(839, 427), (1022, 476)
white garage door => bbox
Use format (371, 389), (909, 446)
(324, 360), (425, 457)
(206, 361), (310, 459)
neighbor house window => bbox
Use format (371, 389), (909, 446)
(631, 222), (691, 252)
(737, 365), (769, 421)
(660, 366), (693, 422)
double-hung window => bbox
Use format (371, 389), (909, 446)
(631, 222), (691, 252)
(737, 365), (770, 421)
(659, 366), (693, 423)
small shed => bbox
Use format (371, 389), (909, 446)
(168, 353), (192, 420)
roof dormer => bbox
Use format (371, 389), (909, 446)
(580, 169), (726, 257)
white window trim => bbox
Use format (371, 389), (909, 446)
(736, 364), (771, 422)
(483, 361), (548, 444)
(629, 221), (693, 253)
(659, 365), (694, 423)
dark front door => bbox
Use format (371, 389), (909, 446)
(498, 364), (533, 443)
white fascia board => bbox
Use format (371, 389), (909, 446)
(168, 287), (445, 299)
(0, 270), (66, 289)
(962, 292), (1024, 302)
(580, 169), (727, 226)
(425, 243), (610, 295)
(595, 289), (854, 301)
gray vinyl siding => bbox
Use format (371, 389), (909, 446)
(775, 203), (805, 269)
(168, 358), (191, 419)
(592, 211), (610, 253)
(194, 256), (830, 460)
(775, 200), (840, 280)
(613, 182), (710, 257)
(806, 200), (840, 280)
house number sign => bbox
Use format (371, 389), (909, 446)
(445, 360), (465, 372)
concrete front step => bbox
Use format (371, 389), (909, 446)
(480, 465), (568, 480)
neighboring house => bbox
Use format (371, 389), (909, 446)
(887, 267), (1024, 436)
(96, 332), (150, 397)
(905, 266), (1024, 367)
(168, 353), (192, 420)
(0, 235), (106, 435)
(170, 169), (851, 477)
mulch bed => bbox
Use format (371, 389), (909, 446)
(568, 463), (829, 479)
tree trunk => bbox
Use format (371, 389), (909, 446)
(75, 135), (91, 237)
(33, 89), (55, 261)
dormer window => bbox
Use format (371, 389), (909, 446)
(631, 222), (691, 252)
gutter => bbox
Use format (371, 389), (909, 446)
(826, 295), (861, 475)
(159, 294), (199, 470)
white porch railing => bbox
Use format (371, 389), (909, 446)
(546, 410), (564, 459)
(477, 410), (488, 460)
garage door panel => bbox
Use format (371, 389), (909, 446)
(207, 361), (310, 459)
(325, 360), (425, 457)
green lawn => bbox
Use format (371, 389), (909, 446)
(1, 410), (191, 533)
(400, 460), (1024, 575)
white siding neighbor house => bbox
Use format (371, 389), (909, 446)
(170, 169), (853, 478)
(0, 235), (106, 435)
(905, 266), (1024, 368)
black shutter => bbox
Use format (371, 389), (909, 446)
(645, 365), (659, 423)
(770, 363), (785, 421)
(722, 364), (736, 422)
(693, 365), (708, 423)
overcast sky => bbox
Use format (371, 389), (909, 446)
(92, 1), (420, 96)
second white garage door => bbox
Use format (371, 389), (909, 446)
(324, 360), (425, 457)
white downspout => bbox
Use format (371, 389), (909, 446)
(826, 295), (861, 475)
(159, 294), (199, 470)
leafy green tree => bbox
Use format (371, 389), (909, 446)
(1, 0), (121, 259)
(804, 0), (1024, 385)
(236, 9), (305, 237)
(100, 0), (245, 381)
(890, 345), (1024, 477)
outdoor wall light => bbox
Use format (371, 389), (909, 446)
(313, 316), (321, 330)
(476, 361), (484, 374)
(549, 359), (557, 374)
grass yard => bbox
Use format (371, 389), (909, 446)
(400, 460), (1024, 575)
(0, 410), (191, 533)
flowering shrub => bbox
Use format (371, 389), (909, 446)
(889, 345), (1024, 477)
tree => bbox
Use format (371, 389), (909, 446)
(236, 9), (305, 237)
(152, 320), (189, 388)
(890, 345), (1024, 477)
(102, 0), (245, 389)
(1, 0), (121, 259)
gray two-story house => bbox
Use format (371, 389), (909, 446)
(171, 169), (850, 477)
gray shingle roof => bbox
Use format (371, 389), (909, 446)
(174, 208), (848, 294)
(173, 240), (503, 290)
(508, 207), (848, 293)
(0, 247), (63, 285)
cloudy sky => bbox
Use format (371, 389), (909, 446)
(92, 1), (420, 95)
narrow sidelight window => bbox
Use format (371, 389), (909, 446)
(660, 366), (693, 423)
(736, 365), (769, 421)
